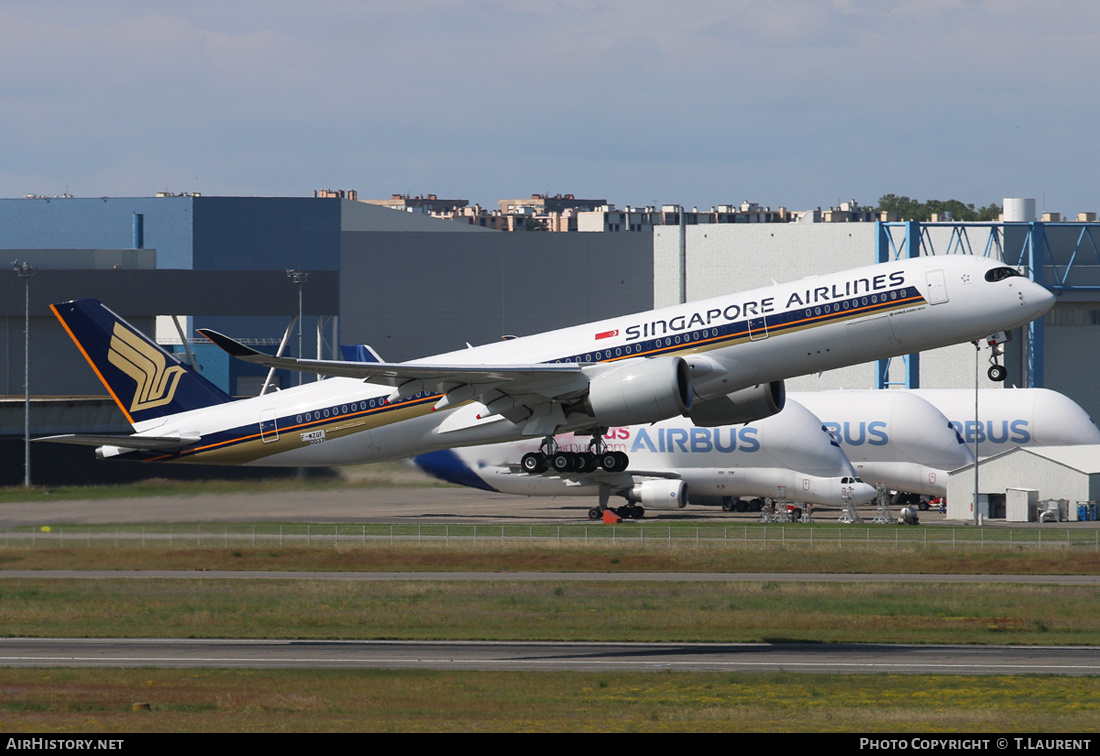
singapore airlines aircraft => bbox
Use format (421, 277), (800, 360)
(411, 399), (878, 519)
(43, 255), (1054, 470)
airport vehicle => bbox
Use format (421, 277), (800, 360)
(411, 399), (878, 519)
(44, 256), (1053, 469)
(792, 390), (974, 499)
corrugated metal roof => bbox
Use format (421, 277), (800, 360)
(956, 445), (1100, 474)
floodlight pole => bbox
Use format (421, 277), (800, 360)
(973, 340), (980, 527)
(13, 261), (36, 488)
(287, 270), (308, 386)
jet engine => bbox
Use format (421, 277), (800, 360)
(584, 356), (692, 427)
(687, 380), (785, 427)
(627, 479), (689, 509)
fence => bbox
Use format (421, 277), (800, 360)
(3, 523), (1099, 550)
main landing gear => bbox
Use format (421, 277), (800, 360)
(587, 484), (644, 521)
(520, 432), (629, 475)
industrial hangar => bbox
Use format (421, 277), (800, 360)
(2, 192), (1099, 517)
(947, 446), (1100, 522)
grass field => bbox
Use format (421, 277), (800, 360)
(1, 573), (1098, 645)
(3, 668), (1098, 733)
(2, 472), (1098, 732)
(2, 535), (1099, 573)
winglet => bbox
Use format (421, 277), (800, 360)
(197, 329), (261, 359)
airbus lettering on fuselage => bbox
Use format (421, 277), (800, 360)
(951, 420), (1031, 444)
(623, 271), (908, 341)
(822, 421), (889, 446)
(630, 426), (760, 454)
(821, 419), (1032, 446)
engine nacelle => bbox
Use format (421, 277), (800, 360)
(627, 479), (689, 510)
(584, 356), (692, 427)
(687, 380), (785, 427)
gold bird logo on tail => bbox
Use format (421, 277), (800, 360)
(107, 322), (185, 412)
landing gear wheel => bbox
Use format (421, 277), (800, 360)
(577, 452), (599, 473)
(600, 451), (629, 472)
(587, 507), (603, 520)
(521, 452), (547, 474)
(551, 452), (575, 473)
(988, 364), (1007, 382)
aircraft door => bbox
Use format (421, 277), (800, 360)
(926, 269), (949, 304)
(748, 316), (769, 341)
(259, 409), (279, 443)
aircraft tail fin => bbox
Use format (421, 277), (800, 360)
(51, 299), (235, 426)
(340, 344), (385, 363)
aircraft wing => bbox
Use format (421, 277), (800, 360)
(199, 328), (583, 384)
(198, 328), (593, 429)
(35, 434), (200, 450)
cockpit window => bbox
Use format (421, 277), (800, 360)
(985, 266), (1023, 282)
(950, 422), (966, 444)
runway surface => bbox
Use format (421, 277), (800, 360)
(0, 482), (959, 526)
(1, 570), (1097, 584)
(2, 478), (1095, 528)
(2, 638), (1097, 675)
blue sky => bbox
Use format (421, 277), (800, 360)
(3, 1), (1097, 215)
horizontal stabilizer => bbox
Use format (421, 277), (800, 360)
(36, 433), (200, 451)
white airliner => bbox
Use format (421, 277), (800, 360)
(411, 399), (878, 519)
(910, 388), (1100, 457)
(792, 390), (974, 499)
(43, 255), (1054, 471)
(796, 388), (1100, 505)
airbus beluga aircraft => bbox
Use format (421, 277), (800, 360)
(44, 255), (1053, 470)
(793, 390), (975, 498)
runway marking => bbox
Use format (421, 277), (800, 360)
(1, 656), (1097, 673)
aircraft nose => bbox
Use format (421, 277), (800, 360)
(847, 482), (878, 505)
(409, 449), (497, 492)
(1027, 280), (1056, 317)
(1013, 276), (1055, 320)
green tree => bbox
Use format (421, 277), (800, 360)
(876, 194), (926, 220)
(876, 195), (1002, 222)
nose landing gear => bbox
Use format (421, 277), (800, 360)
(985, 331), (1010, 382)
